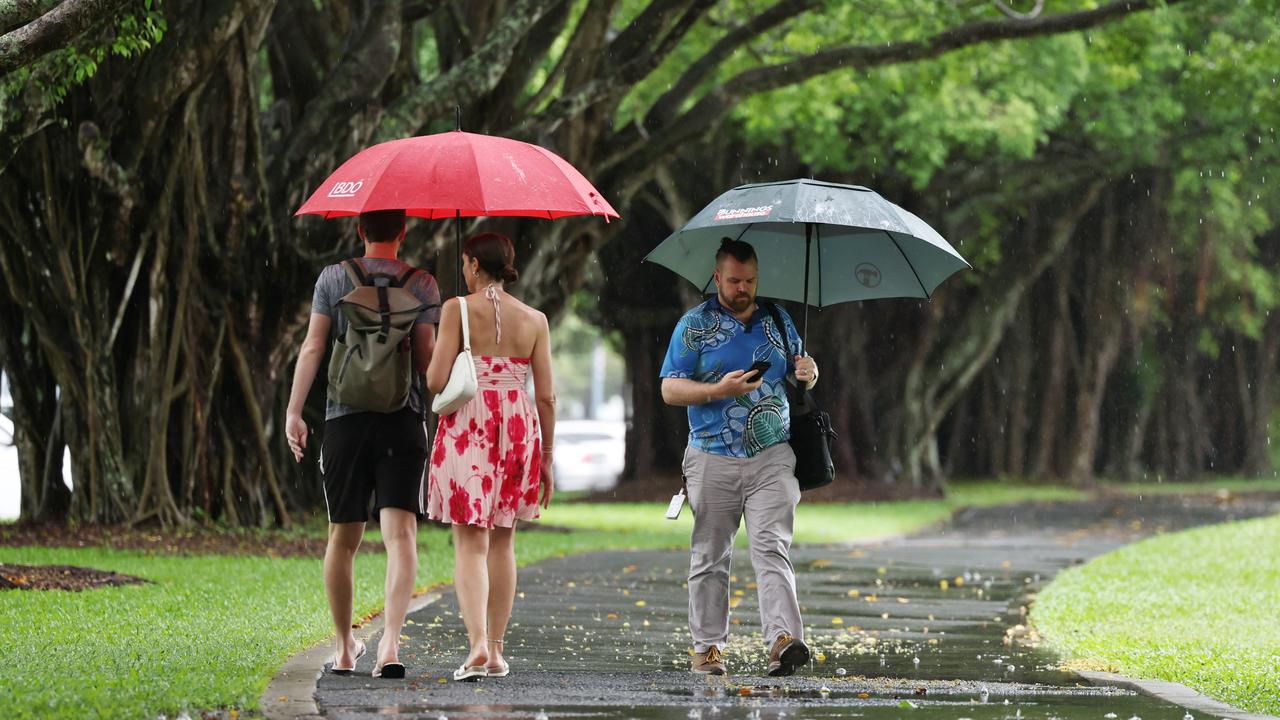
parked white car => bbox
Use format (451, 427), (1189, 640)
(552, 419), (624, 492)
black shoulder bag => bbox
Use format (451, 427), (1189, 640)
(763, 302), (837, 491)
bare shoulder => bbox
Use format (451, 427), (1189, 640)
(505, 293), (545, 321)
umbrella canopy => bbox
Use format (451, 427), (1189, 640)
(295, 130), (619, 221)
(645, 179), (969, 310)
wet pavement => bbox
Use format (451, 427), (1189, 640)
(313, 493), (1279, 719)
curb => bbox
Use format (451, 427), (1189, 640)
(1078, 671), (1278, 720)
(260, 591), (442, 720)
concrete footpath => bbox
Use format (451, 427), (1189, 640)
(275, 493), (1279, 720)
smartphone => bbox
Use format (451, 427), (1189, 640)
(744, 360), (772, 382)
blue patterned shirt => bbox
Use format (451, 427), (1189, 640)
(659, 297), (804, 458)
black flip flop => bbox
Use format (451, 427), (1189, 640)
(373, 662), (406, 679)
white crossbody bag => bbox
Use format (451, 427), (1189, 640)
(431, 297), (478, 415)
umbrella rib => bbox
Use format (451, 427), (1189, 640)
(886, 231), (931, 300)
(531, 145), (592, 215)
(468, 136), (486, 216)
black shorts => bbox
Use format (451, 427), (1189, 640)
(321, 407), (428, 523)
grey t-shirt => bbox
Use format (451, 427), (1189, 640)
(311, 258), (442, 420)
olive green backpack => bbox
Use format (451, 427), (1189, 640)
(327, 259), (428, 412)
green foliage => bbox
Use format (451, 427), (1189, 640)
(1034, 514), (1280, 715)
(723, 0), (1280, 344)
(0, 3), (166, 127)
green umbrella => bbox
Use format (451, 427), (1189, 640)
(644, 178), (970, 338)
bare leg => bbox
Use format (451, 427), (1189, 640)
(452, 524), (490, 667)
(485, 524), (517, 670)
(324, 522), (366, 667)
(377, 508), (418, 666)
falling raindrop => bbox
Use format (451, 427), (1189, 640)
(912, 656), (920, 668)
(979, 688), (990, 703)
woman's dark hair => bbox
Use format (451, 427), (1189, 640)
(716, 237), (757, 266)
(464, 232), (519, 284)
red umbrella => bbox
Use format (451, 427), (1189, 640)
(296, 131), (618, 220)
(296, 130), (618, 293)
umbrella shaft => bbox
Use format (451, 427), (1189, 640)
(802, 224), (812, 345)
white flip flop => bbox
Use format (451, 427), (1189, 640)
(329, 640), (366, 674)
(484, 659), (510, 678)
(452, 663), (487, 681)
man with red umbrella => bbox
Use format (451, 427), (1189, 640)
(285, 209), (441, 679)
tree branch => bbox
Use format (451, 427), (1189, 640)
(606, 0), (693, 63)
(513, 0), (713, 138)
(646, 0), (818, 127)
(0, 0), (131, 77)
(603, 0), (1188, 188)
(0, 0), (58, 35)
(404, 0), (446, 22)
(279, 0), (403, 184)
(377, 0), (556, 141)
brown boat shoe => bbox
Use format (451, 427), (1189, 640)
(691, 645), (727, 675)
(766, 634), (810, 676)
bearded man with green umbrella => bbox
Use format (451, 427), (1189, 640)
(659, 238), (818, 677)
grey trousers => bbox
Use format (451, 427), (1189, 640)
(683, 443), (803, 653)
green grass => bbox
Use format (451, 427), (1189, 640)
(544, 480), (1088, 544)
(1032, 514), (1280, 715)
(2, 489), (1004, 720)
(0, 525), (689, 720)
(1098, 476), (1280, 496)
(1, 476), (1267, 719)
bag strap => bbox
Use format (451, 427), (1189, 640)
(762, 301), (794, 372)
(343, 258), (370, 286)
(394, 267), (420, 288)
(458, 297), (472, 352)
(764, 300), (817, 413)
(376, 285), (391, 344)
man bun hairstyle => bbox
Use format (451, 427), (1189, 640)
(464, 231), (519, 285)
(716, 236), (757, 265)
(358, 209), (406, 243)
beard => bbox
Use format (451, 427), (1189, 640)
(721, 291), (754, 313)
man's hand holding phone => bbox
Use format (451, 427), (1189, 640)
(716, 363), (762, 397)
(744, 359), (772, 382)
(711, 361), (769, 401)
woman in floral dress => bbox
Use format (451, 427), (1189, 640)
(426, 232), (556, 681)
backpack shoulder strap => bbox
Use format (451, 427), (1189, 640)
(394, 267), (421, 288)
(342, 259), (370, 286)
